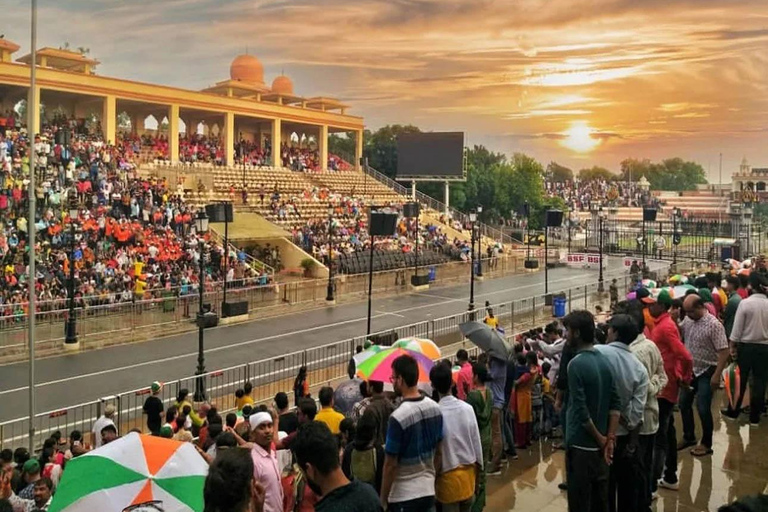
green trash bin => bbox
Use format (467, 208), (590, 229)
(162, 291), (176, 312)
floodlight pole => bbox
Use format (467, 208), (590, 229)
(27, 0), (38, 453)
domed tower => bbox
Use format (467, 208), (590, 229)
(271, 74), (294, 96)
(229, 54), (265, 86)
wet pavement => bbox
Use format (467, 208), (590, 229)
(485, 395), (768, 511)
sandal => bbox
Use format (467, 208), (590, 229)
(690, 445), (713, 457)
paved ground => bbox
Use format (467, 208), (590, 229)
(485, 398), (768, 512)
(0, 258), (633, 421)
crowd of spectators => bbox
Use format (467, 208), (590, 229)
(546, 179), (659, 211)
(1, 113), (269, 322)
(117, 131), (350, 172)
(2, 264), (768, 511)
(284, 192), (474, 267)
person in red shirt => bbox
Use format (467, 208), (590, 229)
(455, 349), (473, 400)
(645, 293), (693, 493)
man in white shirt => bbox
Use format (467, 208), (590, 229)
(624, 301), (667, 506)
(91, 404), (117, 448)
(727, 272), (768, 425)
(529, 323), (566, 382)
(430, 364), (482, 512)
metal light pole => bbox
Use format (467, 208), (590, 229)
(476, 206), (483, 277)
(65, 193), (79, 345)
(326, 207), (335, 302)
(673, 207), (680, 266)
(468, 209), (477, 316)
(641, 215), (647, 266)
(194, 210), (209, 402)
(598, 207), (605, 293)
(27, 0), (39, 452)
(525, 201), (532, 263)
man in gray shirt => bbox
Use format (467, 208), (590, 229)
(725, 273), (768, 425)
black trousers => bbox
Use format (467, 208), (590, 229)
(638, 434), (655, 512)
(608, 435), (643, 512)
(652, 398), (678, 490)
(567, 447), (609, 512)
(730, 343), (768, 424)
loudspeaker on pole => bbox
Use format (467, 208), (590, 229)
(642, 208), (657, 222)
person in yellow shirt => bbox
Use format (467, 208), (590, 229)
(315, 386), (344, 434)
(235, 382), (255, 411)
(483, 307), (499, 330)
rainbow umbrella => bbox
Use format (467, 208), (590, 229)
(49, 432), (207, 512)
(353, 344), (384, 367)
(669, 274), (689, 284)
(393, 338), (441, 360)
(356, 347), (435, 383)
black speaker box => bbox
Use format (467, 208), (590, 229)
(524, 259), (539, 269)
(546, 209), (563, 227)
(206, 203), (234, 223)
(403, 202), (420, 218)
(369, 212), (398, 236)
(368, 331), (397, 347)
(222, 301), (248, 318)
(411, 275), (429, 286)
(642, 208), (657, 222)
(197, 311), (219, 329)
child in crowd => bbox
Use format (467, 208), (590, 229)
(512, 352), (533, 448)
(541, 361), (556, 436)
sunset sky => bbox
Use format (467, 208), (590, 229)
(5, 0), (768, 181)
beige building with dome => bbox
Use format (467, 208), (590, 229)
(0, 41), (364, 169)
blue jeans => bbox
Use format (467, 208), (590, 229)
(389, 496), (436, 512)
(679, 366), (715, 448)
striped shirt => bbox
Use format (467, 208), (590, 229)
(385, 396), (443, 503)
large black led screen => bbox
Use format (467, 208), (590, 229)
(396, 132), (465, 179)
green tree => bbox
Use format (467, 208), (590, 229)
(117, 112), (131, 131)
(363, 124), (421, 178)
(619, 157), (707, 191)
(578, 166), (616, 181)
(546, 161), (574, 182)
(328, 131), (360, 161)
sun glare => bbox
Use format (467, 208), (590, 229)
(560, 121), (601, 153)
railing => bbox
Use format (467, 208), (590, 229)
(0, 256), (526, 354)
(208, 226), (275, 278)
(0, 261), (677, 451)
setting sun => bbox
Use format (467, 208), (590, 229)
(560, 121), (602, 153)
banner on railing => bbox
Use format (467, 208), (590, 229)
(566, 253), (603, 267)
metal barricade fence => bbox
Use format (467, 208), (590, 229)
(0, 262), (682, 450)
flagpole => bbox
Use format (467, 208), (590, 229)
(27, 0), (38, 452)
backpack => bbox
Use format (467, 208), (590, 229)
(349, 447), (378, 486)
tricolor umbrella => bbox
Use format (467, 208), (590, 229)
(353, 344), (384, 367)
(641, 279), (657, 289)
(355, 347), (435, 383)
(393, 338), (441, 360)
(49, 432), (207, 512)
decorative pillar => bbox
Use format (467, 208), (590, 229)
(412, 181), (417, 201)
(102, 95), (116, 144)
(355, 129), (363, 170)
(168, 104), (179, 163)
(130, 113), (142, 136)
(271, 118), (282, 168)
(224, 111), (235, 167)
(444, 181), (450, 214)
(319, 125), (329, 171)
